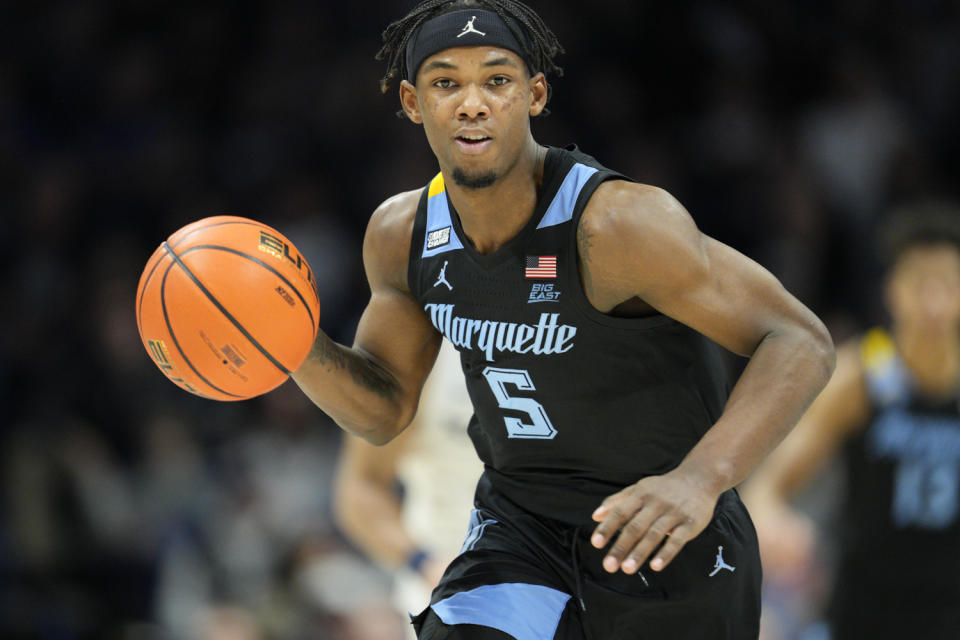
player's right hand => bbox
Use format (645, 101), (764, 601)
(590, 468), (718, 574)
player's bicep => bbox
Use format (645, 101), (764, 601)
(353, 189), (442, 426)
(352, 285), (442, 406)
(654, 236), (814, 356)
(585, 185), (816, 357)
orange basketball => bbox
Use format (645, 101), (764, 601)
(135, 215), (321, 401)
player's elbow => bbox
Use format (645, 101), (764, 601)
(807, 317), (836, 380)
(791, 315), (836, 387)
(359, 427), (399, 446)
(351, 410), (414, 446)
(762, 312), (835, 387)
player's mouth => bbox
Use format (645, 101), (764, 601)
(454, 133), (493, 155)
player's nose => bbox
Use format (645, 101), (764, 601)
(457, 83), (488, 120)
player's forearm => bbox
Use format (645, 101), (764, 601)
(292, 332), (412, 444)
(678, 321), (835, 495)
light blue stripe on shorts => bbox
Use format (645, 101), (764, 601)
(432, 583), (571, 640)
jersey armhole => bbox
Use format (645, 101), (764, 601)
(566, 173), (679, 331)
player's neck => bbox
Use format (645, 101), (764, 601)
(894, 324), (960, 397)
(445, 143), (547, 255)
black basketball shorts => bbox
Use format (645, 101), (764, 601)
(411, 488), (761, 640)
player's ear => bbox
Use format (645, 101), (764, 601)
(399, 80), (423, 124)
(528, 72), (548, 117)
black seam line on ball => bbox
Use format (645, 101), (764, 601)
(162, 241), (292, 376)
(159, 258), (243, 398)
(179, 243), (317, 333)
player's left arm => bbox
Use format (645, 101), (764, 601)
(584, 181), (836, 574)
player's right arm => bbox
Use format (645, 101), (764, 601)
(291, 189), (442, 445)
(741, 339), (869, 574)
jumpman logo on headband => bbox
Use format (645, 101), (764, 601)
(434, 260), (453, 290)
(709, 546), (736, 577)
(457, 16), (486, 38)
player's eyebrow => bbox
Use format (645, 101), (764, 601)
(420, 57), (519, 74)
(421, 60), (457, 73)
(483, 57), (518, 68)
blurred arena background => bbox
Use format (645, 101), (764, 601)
(1, 1), (958, 638)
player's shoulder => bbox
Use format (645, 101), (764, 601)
(363, 188), (425, 291)
(579, 180), (695, 247)
(368, 188), (424, 242)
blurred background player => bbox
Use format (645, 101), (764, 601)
(744, 202), (960, 640)
(334, 339), (481, 639)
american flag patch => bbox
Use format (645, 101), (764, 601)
(525, 255), (557, 278)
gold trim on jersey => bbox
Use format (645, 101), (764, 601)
(428, 172), (445, 198)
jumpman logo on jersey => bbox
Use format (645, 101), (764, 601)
(434, 260), (453, 290)
(709, 546), (736, 577)
(457, 16), (486, 38)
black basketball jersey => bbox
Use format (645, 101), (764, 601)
(407, 145), (731, 526)
(830, 328), (960, 636)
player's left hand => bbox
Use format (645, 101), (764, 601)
(590, 469), (718, 574)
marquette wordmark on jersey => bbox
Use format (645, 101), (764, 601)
(424, 303), (577, 361)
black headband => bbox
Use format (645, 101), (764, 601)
(405, 9), (535, 81)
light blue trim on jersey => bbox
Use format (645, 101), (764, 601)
(459, 509), (498, 554)
(536, 163), (599, 229)
(422, 190), (465, 258)
(432, 583), (571, 640)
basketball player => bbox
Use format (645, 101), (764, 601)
(291, 1), (836, 638)
(334, 339), (481, 640)
(744, 204), (960, 640)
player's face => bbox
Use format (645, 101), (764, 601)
(400, 46), (547, 189)
(886, 243), (960, 337)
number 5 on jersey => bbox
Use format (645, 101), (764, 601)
(482, 367), (557, 439)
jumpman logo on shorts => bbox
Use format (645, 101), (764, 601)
(709, 545), (736, 577)
(457, 16), (486, 38)
(434, 260), (453, 290)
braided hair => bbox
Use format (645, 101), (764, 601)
(376, 0), (564, 100)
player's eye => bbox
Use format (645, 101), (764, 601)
(433, 78), (455, 89)
(489, 76), (510, 87)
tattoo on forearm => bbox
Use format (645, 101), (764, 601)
(310, 332), (347, 367)
(577, 219), (597, 301)
(310, 334), (398, 400)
